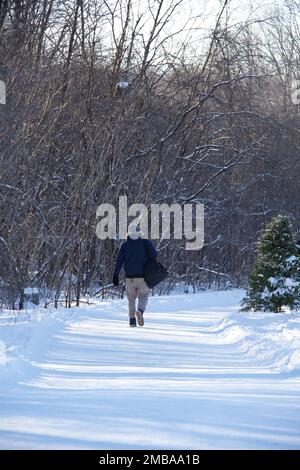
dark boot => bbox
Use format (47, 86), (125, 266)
(129, 317), (137, 327)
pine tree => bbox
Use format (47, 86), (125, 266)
(241, 215), (300, 312)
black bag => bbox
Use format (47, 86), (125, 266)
(143, 240), (168, 288)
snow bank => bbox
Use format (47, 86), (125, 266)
(230, 311), (300, 373)
(0, 307), (75, 375)
(288, 350), (300, 370)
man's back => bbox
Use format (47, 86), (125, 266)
(114, 237), (157, 278)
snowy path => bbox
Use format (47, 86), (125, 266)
(0, 290), (300, 449)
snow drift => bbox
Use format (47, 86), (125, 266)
(0, 289), (299, 449)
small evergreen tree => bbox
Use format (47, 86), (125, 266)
(242, 216), (300, 312)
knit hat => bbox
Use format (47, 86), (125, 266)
(127, 223), (143, 240)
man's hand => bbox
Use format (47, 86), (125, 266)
(113, 273), (119, 287)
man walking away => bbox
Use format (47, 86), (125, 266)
(112, 225), (157, 327)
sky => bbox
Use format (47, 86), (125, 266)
(101, 0), (285, 63)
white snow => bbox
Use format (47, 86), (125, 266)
(116, 81), (129, 89)
(0, 340), (6, 365)
(267, 276), (299, 289)
(0, 289), (300, 449)
(287, 256), (297, 263)
(24, 287), (39, 295)
(284, 278), (299, 287)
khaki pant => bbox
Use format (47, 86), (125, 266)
(125, 278), (150, 318)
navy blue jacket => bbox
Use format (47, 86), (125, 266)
(114, 237), (157, 278)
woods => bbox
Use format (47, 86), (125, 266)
(0, 0), (300, 308)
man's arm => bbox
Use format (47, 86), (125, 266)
(113, 244), (125, 286)
(114, 244), (125, 275)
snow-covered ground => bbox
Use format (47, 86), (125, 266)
(0, 289), (300, 449)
